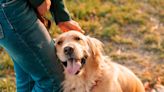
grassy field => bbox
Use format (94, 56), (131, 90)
(0, 0), (164, 91)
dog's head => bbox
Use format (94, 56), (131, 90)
(55, 31), (103, 75)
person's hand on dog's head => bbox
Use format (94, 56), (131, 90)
(58, 20), (85, 34)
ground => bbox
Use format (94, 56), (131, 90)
(0, 0), (163, 91)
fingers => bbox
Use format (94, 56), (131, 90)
(37, 0), (51, 16)
(58, 20), (85, 34)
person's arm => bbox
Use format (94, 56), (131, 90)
(28, 0), (51, 16)
(28, 0), (44, 8)
(28, 0), (69, 23)
(50, 0), (71, 25)
(29, 0), (84, 33)
(50, 0), (84, 33)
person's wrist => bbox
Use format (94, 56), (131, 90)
(37, 0), (51, 16)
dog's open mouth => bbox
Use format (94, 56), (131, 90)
(62, 57), (87, 75)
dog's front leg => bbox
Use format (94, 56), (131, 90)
(91, 80), (123, 92)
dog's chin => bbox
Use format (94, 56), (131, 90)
(62, 57), (87, 75)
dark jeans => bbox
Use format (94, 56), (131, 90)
(0, 0), (64, 92)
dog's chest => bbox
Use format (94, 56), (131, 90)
(63, 76), (95, 92)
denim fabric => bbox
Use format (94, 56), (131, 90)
(0, 0), (64, 92)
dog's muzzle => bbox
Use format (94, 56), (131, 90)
(62, 56), (87, 75)
(64, 46), (74, 56)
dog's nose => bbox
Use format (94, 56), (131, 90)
(64, 46), (74, 55)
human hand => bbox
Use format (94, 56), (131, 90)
(37, 0), (51, 16)
(58, 20), (85, 34)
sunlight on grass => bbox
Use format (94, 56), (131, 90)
(0, 0), (164, 91)
(144, 34), (159, 45)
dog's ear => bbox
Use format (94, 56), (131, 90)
(86, 36), (104, 57)
(53, 39), (56, 43)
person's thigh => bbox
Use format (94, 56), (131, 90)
(0, 0), (64, 91)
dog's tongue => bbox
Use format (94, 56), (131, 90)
(66, 59), (81, 75)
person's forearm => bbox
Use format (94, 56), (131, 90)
(28, 0), (71, 24)
(28, 0), (44, 7)
(50, 0), (71, 25)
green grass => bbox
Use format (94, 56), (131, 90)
(100, 24), (120, 39)
(144, 34), (159, 45)
(0, 0), (164, 91)
(111, 35), (134, 45)
(0, 77), (16, 92)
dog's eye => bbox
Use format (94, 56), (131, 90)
(74, 37), (81, 41)
(57, 41), (63, 45)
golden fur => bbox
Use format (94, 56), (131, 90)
(55, 31), (145, 92)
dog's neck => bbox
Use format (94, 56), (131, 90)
(83, 55), (104, 91)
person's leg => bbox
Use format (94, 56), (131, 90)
(0, 0), (64, 92)
(0, 23), (34, 92)
(13, 60), (34, 92)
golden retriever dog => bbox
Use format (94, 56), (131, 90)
(55, 31), (145, 92)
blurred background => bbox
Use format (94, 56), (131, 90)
(0, 0), (163, 91)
